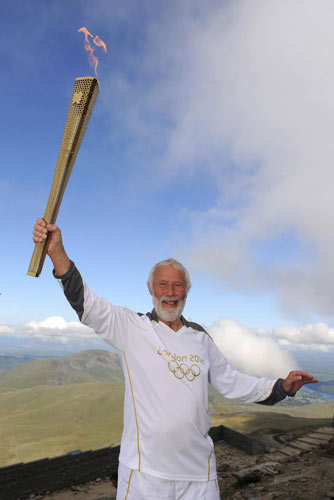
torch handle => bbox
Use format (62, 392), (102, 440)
(27, 233), (51, 277)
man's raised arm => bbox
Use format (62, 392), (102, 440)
(33, 218), (71, 276)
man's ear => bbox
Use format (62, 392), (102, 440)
(148, 285), (153, 296)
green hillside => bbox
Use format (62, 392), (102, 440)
(210, 403), (333, 435)
(209, 385), (333, 433)
(0, 354), (40, 371)
(0, 382), (124, 465)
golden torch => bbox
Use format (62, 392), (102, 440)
(27, 76), (99, 277)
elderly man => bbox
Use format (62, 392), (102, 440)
(33, 218), (318, 500)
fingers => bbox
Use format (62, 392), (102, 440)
(282, 370), (319, 394)
(287, 371), (319, 384)
(33, 218), (59, 243)
(33, 219), (47, 243)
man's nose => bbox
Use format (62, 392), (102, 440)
(166, 283), (174, 295)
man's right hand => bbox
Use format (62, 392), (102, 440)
(33, 218), (71, 275)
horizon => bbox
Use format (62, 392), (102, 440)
(1, 347), (334, 403)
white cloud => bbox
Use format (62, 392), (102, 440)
(0, 325), (15, 335)
(274, 323), (334, 351)
(167, 0), (334, 320)
(209, 317), (297, 378)
(0, 316), (95, 345)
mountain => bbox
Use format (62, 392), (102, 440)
(0, 350), (124, 390)
(293, 350), (334, 381)
(0, 354), (39, 371)
(308, 380), (334, 396)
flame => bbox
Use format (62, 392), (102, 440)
(93, 35), (107, 54)
(78, 27), (107, 76)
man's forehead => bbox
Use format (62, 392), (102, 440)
(154, 265), (186, 282)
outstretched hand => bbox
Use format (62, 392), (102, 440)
(282, 371), (319, 396)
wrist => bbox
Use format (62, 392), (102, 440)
(49, 248), (71, 276)
(282, 380), (296, 397)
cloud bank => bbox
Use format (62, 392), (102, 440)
(96, 0), (334, 321)
(210, 316), (334, 380)
(274, 323), (334, 351)
(167, 0), (334, 320)
(0, 317), (95, 345)
(209, 317), (297, 378)
(1, 315), (333, 377)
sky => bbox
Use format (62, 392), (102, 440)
(1, 0), (334, 378)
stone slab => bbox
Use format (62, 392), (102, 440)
(307, 433), (333, 442)
(299, 437), (327, 446)
(309, 427), (334, 436)
(289, 440), (315, 451)
(232, 462), (281, 483)
(276, 446), (302, 457)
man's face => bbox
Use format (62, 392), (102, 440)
(150, 265), (187, 322)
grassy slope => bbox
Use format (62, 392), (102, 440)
(0, 382), (124, 465)
(209, 388), (333, 434)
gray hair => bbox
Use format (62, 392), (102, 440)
(147, 258), (192, 295)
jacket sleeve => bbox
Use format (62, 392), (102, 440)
(207, 337), (288, 405)
(53, 260), (143, 352)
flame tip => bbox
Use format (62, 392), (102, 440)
(78, 27), (107, 76)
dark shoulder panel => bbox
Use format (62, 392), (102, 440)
(137, 310), (159, 321)
(182, 318), (208, 334)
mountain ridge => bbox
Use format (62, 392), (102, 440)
(0, 349), (124, 390)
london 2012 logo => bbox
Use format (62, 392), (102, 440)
(168, 359), (201, 381)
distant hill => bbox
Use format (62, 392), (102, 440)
(308, 380), (334, 396)
(293, 350), (334, 382)
(0, 350), (124, 390)
(0, 354), (40, 371)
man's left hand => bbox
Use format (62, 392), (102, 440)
(282, 371), (319, 396)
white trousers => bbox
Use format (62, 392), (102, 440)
(116, 463), (220, 500)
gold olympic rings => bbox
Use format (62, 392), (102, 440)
(168, 359), (201, 381)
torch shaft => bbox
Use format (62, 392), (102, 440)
(28, 77), (99, 277)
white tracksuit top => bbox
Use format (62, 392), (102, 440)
(55, 262), (287, 482)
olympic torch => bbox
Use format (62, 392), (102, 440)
(27, 76), (99, 277)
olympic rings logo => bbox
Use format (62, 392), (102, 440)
(168, 360), (201, 382)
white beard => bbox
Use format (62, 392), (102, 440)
(153, 294), (186, 322)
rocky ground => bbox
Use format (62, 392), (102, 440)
(28, 427), (334, 500)
(215, 427), (334, 500)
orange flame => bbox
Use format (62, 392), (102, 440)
(78, 27), (107, 76)
(93, 35), (107, 54)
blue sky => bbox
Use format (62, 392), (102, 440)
(1, 0), (334, 375)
